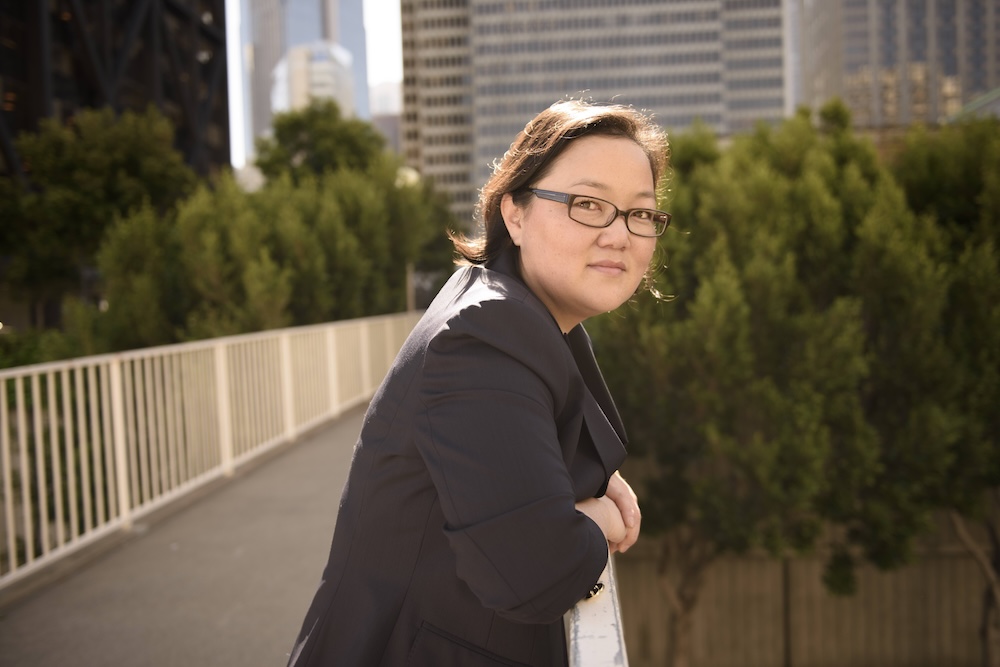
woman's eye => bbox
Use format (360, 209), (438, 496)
(574, 198), (601, 211)
(632, 210), (652, 221)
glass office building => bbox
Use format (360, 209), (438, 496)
(0, 0), (231, 178)
(801, 0), (1000, 127)
(401, 0), (800, 223)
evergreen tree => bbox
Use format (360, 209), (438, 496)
(891, 118), (1000, 665)
(589, 100), (944, 666)
(175, 174), (292, 339)
(1, 106), (196, 326)
(255, 98), (386, 184)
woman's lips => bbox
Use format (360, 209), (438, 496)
(589, 260), (627, 274)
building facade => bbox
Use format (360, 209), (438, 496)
(272, 41), (356, 115)
(401, 0), (801, 224)
(0, 0), (231, 179)
(800, 0), (1000, 128)
(331, 0), (371, 118)
(287, 0), (324, 46)
(249, 0), (285, 140)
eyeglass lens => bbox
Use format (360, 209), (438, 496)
(569, 196), (667, 236)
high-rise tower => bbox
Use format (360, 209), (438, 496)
(249, 0), (286, 139)
(402, 0), (800, 225)
(800, 0), (1000, 127)
(0, 0), (231, 178)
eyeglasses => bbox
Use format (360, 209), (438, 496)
(528, 188), (671, 237)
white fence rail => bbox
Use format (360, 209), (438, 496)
(0, 312), (421, 592)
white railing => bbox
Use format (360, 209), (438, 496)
(0, 312), (421, 591)
(565, 556), (630, 666)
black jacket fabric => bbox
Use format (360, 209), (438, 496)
(287, 248), (628, 666)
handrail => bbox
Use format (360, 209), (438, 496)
(0, 312), (421, 591)
(565, 555), (630, 667)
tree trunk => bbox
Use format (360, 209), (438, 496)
(949, 511), (1000, 667)
(983, 513), (1000, 667)
(982, 584), (1000, 667)
(656, 530), (714, 667)
(666, 605), (694, 667)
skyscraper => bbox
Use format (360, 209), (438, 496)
(800, 0), (1000, 128)
(0, 0), (230, 178)
(329, 0), (371, 118)
(288, 0), (324, 46)
(402, 0), (801, 224)
(273, 41), (357, 115)
(249, 0), (286, 139)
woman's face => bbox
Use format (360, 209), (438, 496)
(501, 135), (658, 332)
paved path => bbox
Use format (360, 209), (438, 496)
(0, 408), (364, 667)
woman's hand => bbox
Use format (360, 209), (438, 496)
(575, 496), (627, 546)
(604, 471), (641, 553)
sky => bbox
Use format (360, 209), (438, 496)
(362, 0), (404, 86)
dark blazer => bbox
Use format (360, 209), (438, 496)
(287, 248), (628, 667)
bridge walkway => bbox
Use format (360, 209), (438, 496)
(0, 409), (363, 667)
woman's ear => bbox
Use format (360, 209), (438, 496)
(500, 193), (523, 247)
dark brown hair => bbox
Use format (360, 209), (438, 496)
(451, 99), (670, 265)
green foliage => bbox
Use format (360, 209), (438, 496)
(2, 106), (196, 304)
(2, 98), (457, 368)
(255, 98), (386, 183)
(822, 544), (857, 595)
(891, 117), (1000, 237)
(591, 107), (1000, 605)
(98, 204), (183, 349)
(817, 97), (852, 134)
(665, 119), (721, 182)
(65, 155), (453, 353)
(250, 173), (338, 323)
(0, 298), (104, 366)
(888, 119), (1000, 521)
(175, 174), (293, 338)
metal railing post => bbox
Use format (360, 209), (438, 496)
(279, 332), (296, 442)
(360, 320), (372, 396)
(0, 311), (424, 592)
(214, 343), (234, 477)
(109, 357), (132, 530)
(326, 327), (341, 418)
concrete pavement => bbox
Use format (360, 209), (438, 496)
(0, 407), (364, 667)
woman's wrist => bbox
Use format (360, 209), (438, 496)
(576, 496), (626, 544)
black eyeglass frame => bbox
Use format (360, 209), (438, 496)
(527, 188), (671, 237)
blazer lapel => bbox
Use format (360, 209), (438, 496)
(566, 326), (628, 476)
(486, 246), (629, 477)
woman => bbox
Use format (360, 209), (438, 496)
(287, 100), (670, 666)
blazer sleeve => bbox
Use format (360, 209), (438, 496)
(416, 297), (609, 625)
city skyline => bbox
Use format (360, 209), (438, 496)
(228, 0), (399, 167)
(401, 0), (799, 224)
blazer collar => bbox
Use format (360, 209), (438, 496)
(483, 243), (521, 281)
(564, 327), (627, 445)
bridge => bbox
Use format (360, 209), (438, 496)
(0, 409), (362, 666)
(0, 314), (627, 666)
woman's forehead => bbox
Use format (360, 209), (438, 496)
(541, 137), (655, 192)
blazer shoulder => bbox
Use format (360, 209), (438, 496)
(435, 269), (569, 357)
(413, 267), (580, 412)
(422, 265), (560, 344)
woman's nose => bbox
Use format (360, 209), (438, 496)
(599, 213), (630, 247)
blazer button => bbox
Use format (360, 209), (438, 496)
(585, 582), (604, 599)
